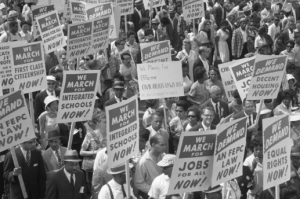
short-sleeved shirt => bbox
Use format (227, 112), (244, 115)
(148, 174), (170, 199)
(189, 81), (209, 106)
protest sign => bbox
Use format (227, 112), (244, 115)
(182, 0), (204, 21)
(140, 41), (171, 63)
(91, 16), (111, 52)
(116, 0), (133, 16)
(11, 42), (46, 93)
(247, 55), (287, 100)
(67, 20), (93, 59)
(86, 2), (113, 20)
(211, 117), (247, 186)
(144, 0), (165, 9)
(137, 62), (184, 100)
(70, 0), (87, 23)
(168, 130), (216, 194)
(0, 90), (35, 152)
(109, 6), (121, 39)
(0, 43), (14, 90)
(263, 114), (291, 190)
(36, 11), (66, 54)
(229, 57), (255, 100)
(106, 95), (139, 167)
(57, 71), (100, 123)
(32, 5), (55, 39)
(219, 61), (237, 102)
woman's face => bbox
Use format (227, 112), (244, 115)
(117, 41), (125, 51)
(48, 101), (58, 112)
(187, 111), (198, 123)
(205, 23), (211, 30)
(287, 43), (293, 53)
(183, 42), (190, 50)
(277, 37), (283, 44)
(182, 67), (188, 77)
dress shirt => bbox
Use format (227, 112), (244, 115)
(202, 122), (211, 130)
(20, 147), (31, 161)
(64, 168), (76, 184)
(210, 99), (220, 116)
(46, 89), (56, 97)
(244, 111), (254, 127)
(50, 147), (61, 163)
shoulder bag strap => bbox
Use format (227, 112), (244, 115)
(106, 184), (114, 199)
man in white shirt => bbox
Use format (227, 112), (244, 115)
(148, 154), (176, 199)
(268, 17), (281, 41)
(42, 129), (67, 172)
(98, 163), (135, 199)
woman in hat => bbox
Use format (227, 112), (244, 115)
(80, 96), (106, 189)
(38, 96), (59, 149)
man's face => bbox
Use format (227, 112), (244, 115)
(244, 100), (255, 115)
(64, 162), (79, 174)
(162, 165), (173, 177)
(21, 139), (36, 151)
(122, 55), (131, 66)
(61, 55), (67, 66)
(47, 80), (56, 92)
(289, 22), (295, 30)
(10, 24), (18, 33)
(152, 23), (159, 30)
(68, 59), (76, 69)
(283, 98), (291, 107)
(113, 87), (124, 99)
(169, 12), (175, 19)
(279, 12), (284, 19)
(176, 7), (182, 15)
(201, 109), (214, 126)
(153, 136), (167, 154)
(151, 115), (163, 131)
(254, 146), (263, 159)
(240, 22), (246, 29)
(49, 138), (61, 151)
(210, 89), (222, 102)
(274, 18), (280, 26)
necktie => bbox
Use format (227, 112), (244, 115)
(26, 151), (30, 167)
(216, 103), (220, 117)
(121, 184), (127, 198)
(70, 174), (74, 187)
(248, 115), (252, 126)
(55, 150), (62, 168)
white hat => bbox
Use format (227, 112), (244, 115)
(107, 163), (133, 175)
(290, 110), (300, 122)
(44, 96), (59, 109)
(157, 154), (176, 167)
(47, 76), (56, 81)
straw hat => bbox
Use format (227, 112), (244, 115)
(44, 96), (59, 110)
(107, 163), (133, 175)
(64, 150), (82, 162)
(135, 0), (143, 6)
(46, 129), (61, 141)
(157, 154), (176, 167)
(47, 76), (56, 81)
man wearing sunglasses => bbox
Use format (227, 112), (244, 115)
(34, 76), (60, 123)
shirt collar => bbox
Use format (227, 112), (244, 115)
(244, 111), (251, 117)
(46, 89), (55, 96)
(202, 121), (210, 130)
(210, 99), (219, 106)
(114, 95), (123, 103)
(20, 146), (30, 158)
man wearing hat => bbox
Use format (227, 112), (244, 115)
(104, 80), (127, 107)
(129, 0), (149, 40)
(46, 150), (87, 199)
(42, 129), (67, 172)
(3, 138), (47, 199)
(151, 19), (166, 42)
(203, 185), (222, 199)
(34, 75), (60, 123)
(98, 163), (135, 199)
(148, 154), (176, 199)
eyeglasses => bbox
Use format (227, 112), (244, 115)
(203, 114), (214, 118)
(47, 83), (55, 85)
(188, 115), (196, 118)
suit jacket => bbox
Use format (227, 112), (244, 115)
(34, 89), (60, 123)
(199, 99), (230, 126)
(104, 96), (127, 107)
(46, 168), (87, 199)
(188, 122), (216, 131)
(42, 146), (67, 173)
(3, 147), (46, 199)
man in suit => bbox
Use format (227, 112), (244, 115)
(199, 86), (230, 126)
(232, 99), (258, 143)
(34, 75), (60, 123)
(193, 46), (210, 80)
(46, 150), (87, 199)
(213, 0), (225, 28)
(189, 106), (216, 131)
(3, 138), (46, 199)
(129, 0), (149, 42)
(152, 19), (166, 41)
(104, 81), (127, 107)
(281, 16), (295, 44)
(42, 129), (67, 173)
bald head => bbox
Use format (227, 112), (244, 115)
(210, 86), (222, 102)
(209, 85), (221, 94)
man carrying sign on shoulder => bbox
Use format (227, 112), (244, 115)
(3, 138), (47, 199)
